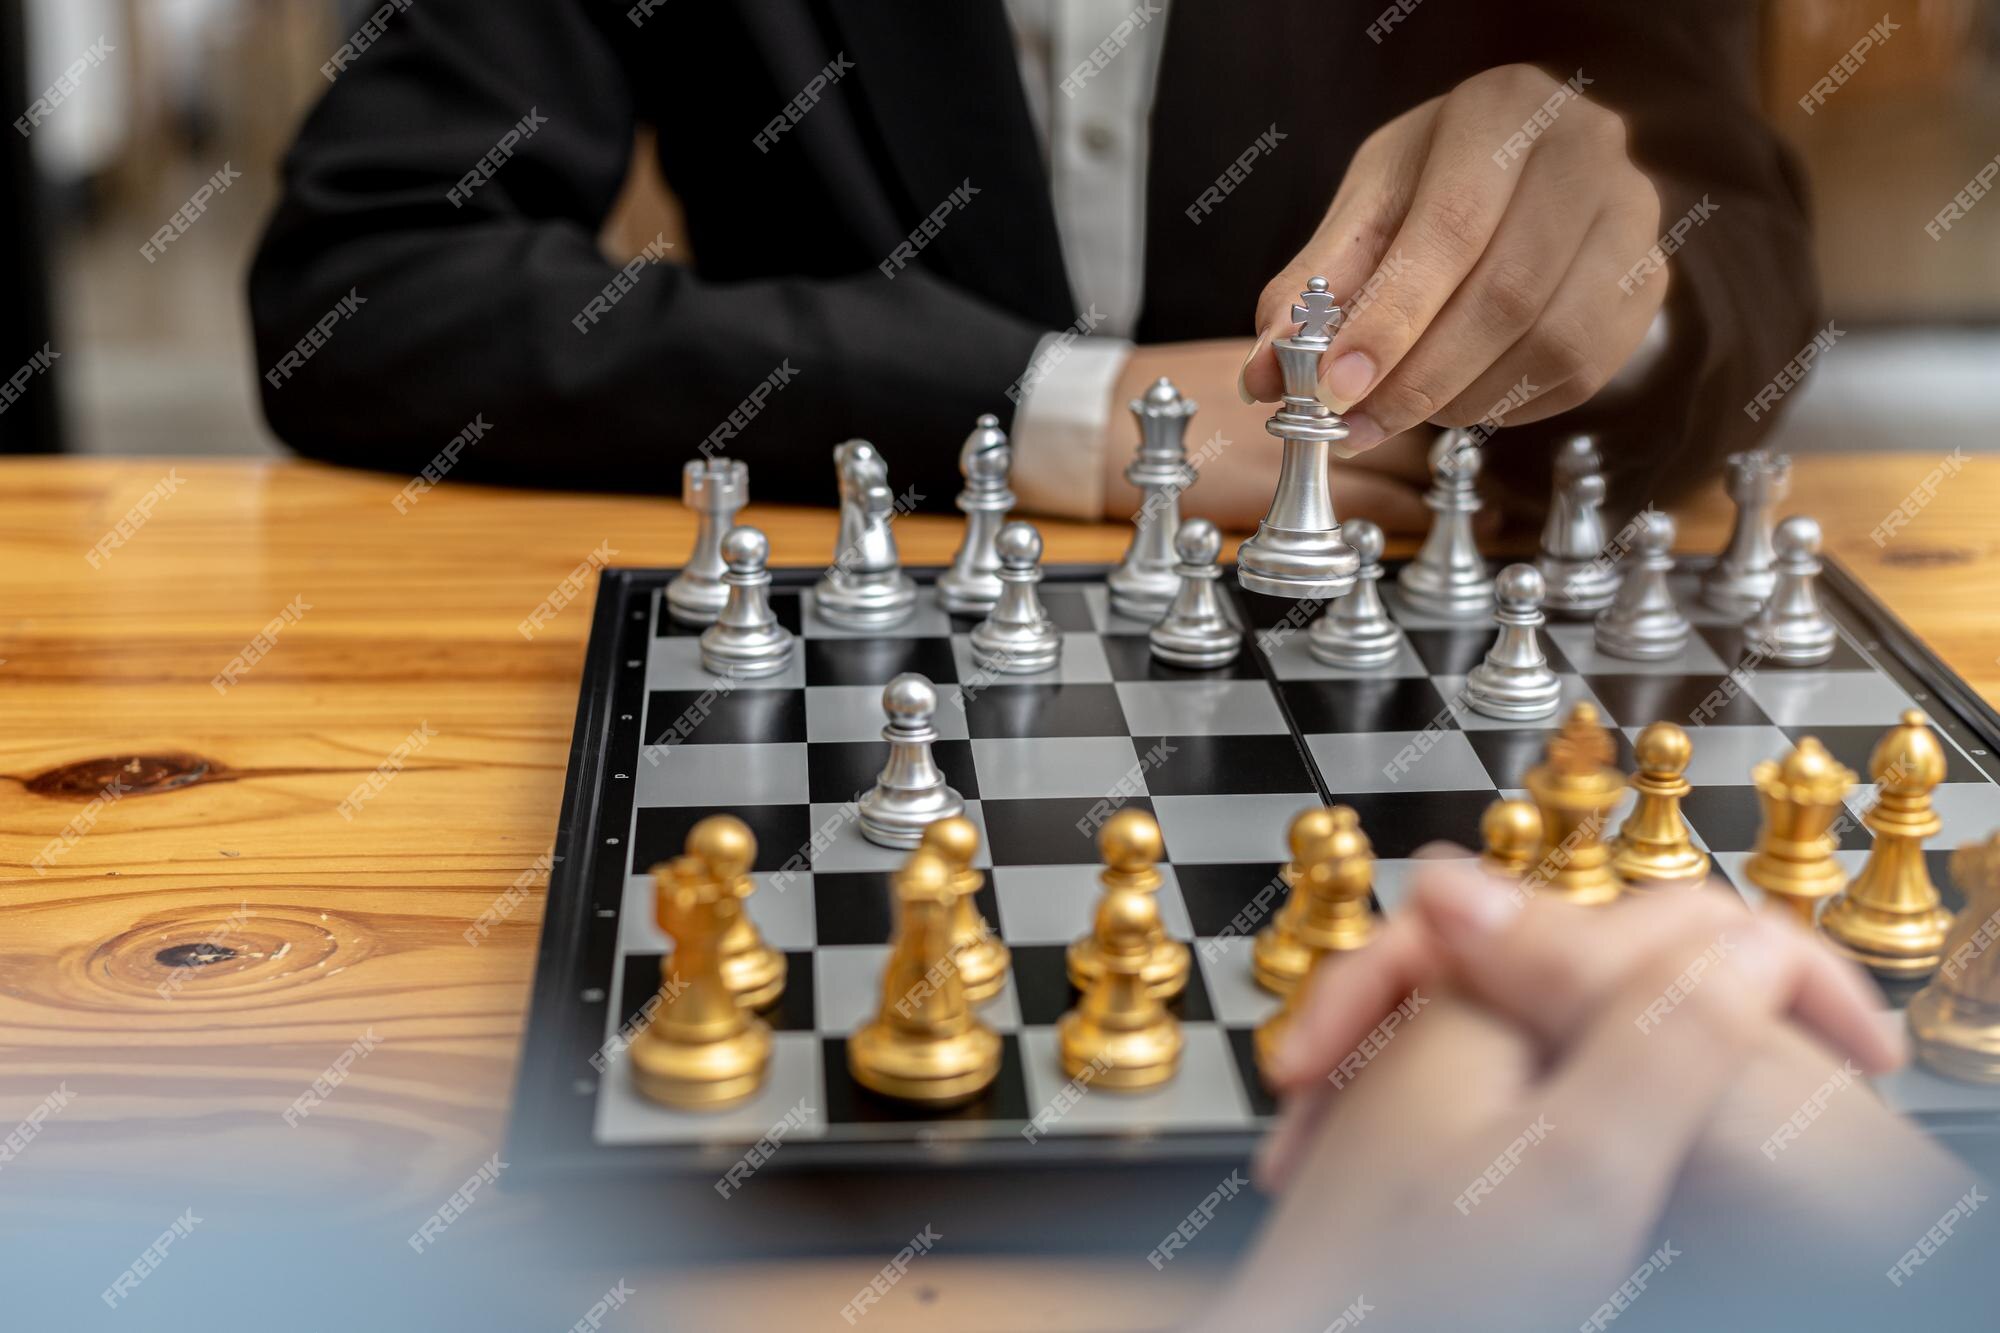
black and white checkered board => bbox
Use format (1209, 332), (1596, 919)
(510, 559), (2000, 1178)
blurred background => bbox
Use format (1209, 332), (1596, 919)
(2, 0), (1997, 461)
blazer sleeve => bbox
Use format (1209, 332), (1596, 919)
(246, 0), (1045, 504)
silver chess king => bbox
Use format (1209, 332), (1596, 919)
(1236, 277), (1359, 600)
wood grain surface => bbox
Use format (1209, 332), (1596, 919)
(3, 454), (1996, 1329)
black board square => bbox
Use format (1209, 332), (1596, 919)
(1280, 677), (1458, 736)
(619, 950), (815, 1034)
(1407, 628), (1573, 678)
(633, 803), (812, 874)
(1584, 674), (1773, 729)
(1463, 726), (1639, 792)
(813, 871), (1001, 946)
(1225, 1028), (1280, 1119)
(804, 636), (959, 687)
(962, 684), (1130, 739)
(982, 796), (1156, 866)
(645, 688), (806, 746)
(1310, 790), (1496, 859)
(1679, 785), (1871, 853)
(819, 1033), (1030, 1125)
(806, 739), (979, 804)
(1134, 734), (1317, 795)
(1100, 635), (1263, 682)
(1003, 943), (1213, 1025)
(1176, 862), (1291, 937)
(1699, 624), (1869, 673)
(657, 589), (803, 637)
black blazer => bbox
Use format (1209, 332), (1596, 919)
(249, 0), (1818, 516)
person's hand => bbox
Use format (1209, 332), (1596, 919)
(1240, 64), (1666, 456)
(1107, 339), (1431, 533)
(1189, 862), (1963, 1333)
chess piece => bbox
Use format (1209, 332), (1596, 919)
(1252, 806), (1375, 997)
(1908, 833), (2000, 1084)
(848, 847), (1003, 1105)
(1058, 846), (1184, 1089)
(1236, 277), (1359, 600)
(666, 457), (748, 625)
(1594, 510), (1691, 661)
(1743, 737), (1857, 927)
(1820, 711), (1955, 977)
(1701, 449), (1792, 616)
(1067, 810), (1190, 1000)
(1308, 518), (1405, 669)
(936, 414), (1014, 614)
(1535, 436), (1620, 618)
(695, 815), (787, 1009)
(1746, 515), (1837, 666)
(969, 521), (1061, 674)
(698, 526), (796, 678)
(1465, 564), (1563, 721)
(920, 815), (1010, 1004)
(1148, 518), (1244, 669)
(858, 673), (965, 848)
(628, 846), (773, 1109)
(814, 439), (917, 629)
(1480, 799), (1543, 880)
(1611, 722), (1710, 890)
(1524, 702), (1626, 905)
(1395, 429), (1494, 619)
(1107, 377), (1200, 621)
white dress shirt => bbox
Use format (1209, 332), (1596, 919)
(1002, 0), (1168, 518)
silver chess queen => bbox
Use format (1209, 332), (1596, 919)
(1236, 277), (1359, 601)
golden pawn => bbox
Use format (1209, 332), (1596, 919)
(1744, 737), (1857, 927)
(847, 848), (1002, 1106)
(1067, 810), (1189, 1001)
(693, 815), (786, 1010)
(1479, 799), (1542, 880)
(1821, 711), (1955, 976)
(1253, 806), (1375, 996)
(1058, 874), (1184, 1089)
(1611, 722), (1711, 891)
(628, 853), (773, 1109)
(1524, 702), (1626, 905)
(1909, 834), (2000, 1083)
(919, 816), (1010, 1004)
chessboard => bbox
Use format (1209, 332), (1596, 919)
(507, 555), (2000, 1180)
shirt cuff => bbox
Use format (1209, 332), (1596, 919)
(1007, 333), (1133, 520)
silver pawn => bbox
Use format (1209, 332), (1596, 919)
(857, 673), (965, 849)
(1594, 510), (1691, 661)
(1107, 377), (1199, 621)
(1395, 429), (1493, 619)
(936, 414), (1014, 614)
(665, 456), (748, 625)
(969, 521), (1061, 674)
(1535, 436), (1620, 618)
(699, 526), (795, 678)
(1149, 519), (1243, 669)
(814, 439), (916, 629)
(1466, 563), (1563, 721)
(1746, 515), (1837, 666)
(1701, 449), (1793, 617)
(1236, 276), (1359, 600)
(1309, 518), (1405, 670)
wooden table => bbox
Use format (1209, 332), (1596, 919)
(4, 454), (1997, 1330)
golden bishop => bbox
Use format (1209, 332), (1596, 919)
(847, 847), (1002, 1106)
(919, 816), (1010, 1004)
(628, 829), (773, 1109)
(1253, 806), (1375, 997)
(1611, 721), (1710, 890)
(1524, 702), (1626, 905)
(1743, 737), (1856, 927)
(1908, 833), (2000, 1084)
(1068, 810), (1189, 1000)
(1821, 711), (1955, 976)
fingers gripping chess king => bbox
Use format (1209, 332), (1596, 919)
(1235, 277), (1359, 600)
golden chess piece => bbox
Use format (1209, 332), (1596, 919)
(628, 852), (773, 1109)
(1058, 871), (1184, 1089)
(1821, 711), (1955, 977)
(1253, 806), (1375, 997)
(1479, 799), (1542, 880)
(1743, 736), (1857, 927)
(1909, 833), (2000, 1083)
(1524, 702), (1626, 905)
(1611, 722), (1711, 891)
(847, 848), (1002, 1106)
(695, 815), (786, 1010)
(1067, 810), (1190, 1001)
(919, 816), (1010, 1004)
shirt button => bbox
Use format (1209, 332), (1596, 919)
(1081, 122), (1117, 156)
